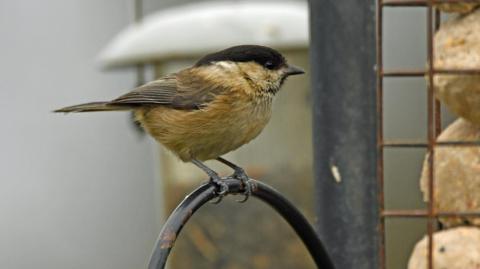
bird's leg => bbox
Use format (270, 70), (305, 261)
(216, 157), (252, 203)
(191, 159), (228, 203)
(216, 157), (249, 181)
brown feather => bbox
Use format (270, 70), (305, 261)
(134, 62), (275, 161)
(54, 102), (131, 113)
(55, 59), (287, 162)
(110, 70), (228, 110)
(110, 75), (178, 106)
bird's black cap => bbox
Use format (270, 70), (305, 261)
(195, 45), (287, 70)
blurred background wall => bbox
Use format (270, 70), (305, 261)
(0, 1), (159, 269)
(0, 1), (449, 269)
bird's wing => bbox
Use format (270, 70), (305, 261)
(110, 72), (226, 110)
(110, 75), (178, 106)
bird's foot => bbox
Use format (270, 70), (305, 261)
(232, 168), (253, 203)
(190, 158), (229, 204)
(209, 175), (229, 204)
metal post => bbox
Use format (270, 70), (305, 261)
(309, 1), (378, 269)
(133, 0), (145, 86)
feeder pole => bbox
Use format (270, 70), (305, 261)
(309, 1), (378, 268)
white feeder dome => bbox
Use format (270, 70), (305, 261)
(98, 1), (308, 68)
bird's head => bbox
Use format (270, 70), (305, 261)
(194, 45), (305, 96)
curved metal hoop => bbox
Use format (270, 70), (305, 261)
(148, 178), (336, 269)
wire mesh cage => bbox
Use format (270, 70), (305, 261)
(377, 1), (480, 268)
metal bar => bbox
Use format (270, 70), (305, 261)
(383, 140), (427, 148)
(133, 0), (145, 86)
(383, 69), (426, 77)
(375, 1), (480, 268)
(383, 140), (480, 147)
(437, 141), (480, 146)
(134, 0), (142, 22)
(383, 68), (480, 77)
(253, 181), (336, 269)
(376, 0), (386, 268)
(434, 10), (442, 152)
(383, 209), (429, 217)
(147, 179), (335, 269)
(426, 2), (436, 269)
(434, 68), (480, 75)
(383, 0), (480, 7)
(310, 1), (378, 268)
(383, 0), (432, 7)
(383, 209), (480, 218)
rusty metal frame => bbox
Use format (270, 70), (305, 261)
(147, 178), (336, 269)
(376, 1), (480, 269)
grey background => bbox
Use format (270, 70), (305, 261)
(0, 1), (158, 269)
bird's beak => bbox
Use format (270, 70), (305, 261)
(284, 64), (305, 76)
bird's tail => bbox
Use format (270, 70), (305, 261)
(54, 101), (131, 113)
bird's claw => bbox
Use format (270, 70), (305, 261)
(232, 168), (253, 203)
(210, 177), (229, 204)
(235, 179), (253, 203)
(207, 167), (253, 203)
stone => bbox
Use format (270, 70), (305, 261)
(436, 3), (479, 14)
(420, 119), (480, 227)
(434, 9), (480, 126)
(408, 227), (480, 269)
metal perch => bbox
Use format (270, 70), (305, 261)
(147, 178), (335, 269)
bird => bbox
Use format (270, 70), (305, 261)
(55, 45), (305, 202)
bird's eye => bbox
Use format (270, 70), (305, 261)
(264, 61), (275, 70)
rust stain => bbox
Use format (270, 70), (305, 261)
(159, 230), (177, 249)
(181, 210), (193, 225)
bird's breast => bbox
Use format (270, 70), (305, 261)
(136, 95), (273, 161)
